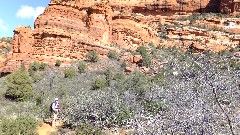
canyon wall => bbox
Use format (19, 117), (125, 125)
(1, 0), (240, 72)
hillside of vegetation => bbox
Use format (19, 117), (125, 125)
(0, 45), (239, 134)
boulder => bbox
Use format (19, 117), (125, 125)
(125, 66), (134, 72)
(133, 55), (142, 63)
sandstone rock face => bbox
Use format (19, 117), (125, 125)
(2, 0), (240, 72)
(133, 55), (142, 63)
(125, 66), (134, 72)
(51, 0), (220, 13)
(2, 26), (34, 72)
(220, 0), (240, 14)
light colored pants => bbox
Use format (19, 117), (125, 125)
(51, 111), (59, 126)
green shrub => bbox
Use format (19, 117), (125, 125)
(86, 51), (99, 62)
(136, 46), (151, 67)
(148, 42), (154, 47)
(113, 72), (125, 80)
(120, 61), (127, 69)
(31, 73), (43, 82)
(105, 69), (113, 86)
(78, 61), (87, 73)
(55, 59), (61, 67)
(136, 45), (147, 55)
(107, 50), (118, 59)
(35, 95), (42, 106)
(28, 62), (46, 81)
(5, 69), (33, 101)
(124, 72), (150, 100)
(39, 105), (51, 119)
(0, 116), (38, 135)
(158, 25), (169, 39)
(77, 122), (102, 135)
(143, 100), (168, 116)
(92, 78), (106, 90)
(142, 53), (151, 67)
(64, 69), (76, 78)
(151, 69), (169, 85)
(29, 61), (40, 72)
(230, 60), (240, 70)
(39, 63), (47, 71)
(114, 108), (133, 125)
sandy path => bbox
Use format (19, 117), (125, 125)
(37, 123), (57, 135)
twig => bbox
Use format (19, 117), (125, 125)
(212, 85), (234, 135)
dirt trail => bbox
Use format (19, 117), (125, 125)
(37, 123), (57, 135)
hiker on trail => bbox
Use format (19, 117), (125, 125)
(51, 98), (61, 127)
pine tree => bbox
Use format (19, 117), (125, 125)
(5, 67), (33, 101)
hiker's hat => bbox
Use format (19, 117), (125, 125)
(55, 98), (58, 101)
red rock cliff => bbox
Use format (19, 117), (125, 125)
(2, 0), (239, 72)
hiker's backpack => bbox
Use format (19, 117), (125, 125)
(50, 102), (54, 112)
(50, 102), (60, 112)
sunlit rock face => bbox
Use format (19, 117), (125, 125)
(2, 0), (240, 72)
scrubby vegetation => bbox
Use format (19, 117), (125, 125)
(55, 59), (61, 67)
(107, 50), (118, 59)
(64, 69), (76, 78)
(0, 116), (38, 135)
(86, 51), (99, 62)
(136, 45), (152, 67)
(0, 45), (239, 134)
(4, 66), (33, 101)
(0, 37), (13, 43)
(92, 78), (107, 90)
(78, 61), (87, 73)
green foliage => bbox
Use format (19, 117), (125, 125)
(77, 122), (102, 135)
(31, 73), (43, 82)
(142, 53), (151, 67)
(152, 71), (164, 83)
(158, 25), (169, 39)
(230, 60), (240, 70)
(151, 69), (170, 86)
(55, 59), (61, 67)
(136, 46), (147, 55)
(136, 45), (151, 67)
(39, 105), (51, 119)
(0, 37), (13, 43)
(105, 69), (113, 86)
(30, 61), (40, 71)
(28, 61), (46, 82)
(86, 51), (99, 62)
(64, 69), (76, 78)
(218, 50), (231, 56)
(114, 108), (133, 125)
(29, 61), (47, 74)
(92, 78), (107, 90)
(113, 72), (125, 80)
(107, 50), (118, 59)
(143, 100), (168, 115)
(0, 116), (38, 135)
(35, 95), (42, 106)
(39, 63), (47, 71)
(148, 42), (154, 47)
(5, 69), (33, 101)
(78, 61), (87, 73)
(124, 72), (149, 100)
(120, 61), (127, 69)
